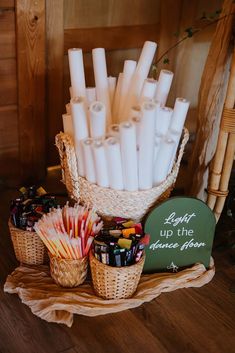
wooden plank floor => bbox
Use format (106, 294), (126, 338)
(0, 169), (235, 353)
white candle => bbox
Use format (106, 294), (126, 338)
(166, 128), (182, 173)
(69, 86), (74, 99)
(155, 69), (174, 106)
(68, 48), (86, 98)
(134, 41), (157, 96)
(92, 48), (112, 127)
(89, 101), (106, 138)
(153, 137), (176, 186)
(119, 60), (137, 121)
(130, 115), (141, 150)
(112, 73), (123, 123)
(92, 140), (109, 188)
(108, 76), (117, 107)
(62, 113), (73, 139)
(70, 97), (89, 176)
(86, 87), (97, 106)
(154, 133), (163, 162)
(82, 138), (96, 184)
(170, 97), (190, 133)
(70, 97), (88, 140)
(138, 101), (156, 190)
(123, 41), (157, 116)
(119, 121), (138, 191)
(105, 137), (124, 190)
(140, 78), (157, 102)
(155, 106), (173, 136)
(130, 105), (141, 119)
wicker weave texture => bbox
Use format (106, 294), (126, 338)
(55, 128), (189, 221)
(89, 252), (145, 299)
(8, 221), (48, 265)
(49, 254), (88, 288)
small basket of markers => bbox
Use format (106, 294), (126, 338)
(9, 186), (57, 265)
(89, 219), (150, 299)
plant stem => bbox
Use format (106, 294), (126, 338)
(155, 11), (235, 66)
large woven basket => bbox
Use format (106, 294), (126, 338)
(8, 220), (48, 265)
(49, 254), (88, 288)
(55, 128), (189, 221)
(89, 251), (145, 299)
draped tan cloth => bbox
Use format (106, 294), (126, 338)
(4, 260), (215, 327)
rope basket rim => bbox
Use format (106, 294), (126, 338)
(89, 250), (145, 272)
(8, 219), (37, 236)
(8, 219), (48, 265)
(49, 253), (88, 264)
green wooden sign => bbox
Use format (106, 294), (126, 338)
(143, 197), (216, 273)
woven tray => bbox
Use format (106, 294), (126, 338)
(49, 254), (88, 288)
(8, 220), (48, 265)
(55, 128), (189, 221)
(89, 251), (145, 299)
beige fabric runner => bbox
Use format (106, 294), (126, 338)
(4, 259), (215, 327)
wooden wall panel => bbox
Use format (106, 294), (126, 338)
(0, 105), (19, 183)
(157, 0), (182, 72)
(171, 0), (222, 113)
(0, 105), (18, 157)
(46, 0), (64, 166)
(0, 58), (17, 105)
(0, 1), (18, 181)
(0, 8), (15, 59)
(64, 0), (161, 28)
(0, 0), (14, 8)
(16, 0), (46, 182)
(64, 24), (160, 53)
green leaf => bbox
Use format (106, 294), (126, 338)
(163, 57), (170, 64)
(151, 64), (157, 73)
(200, 11), (207, 20)
(184, 27), (194, 37)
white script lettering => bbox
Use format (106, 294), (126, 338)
(164, 212), (196, 227)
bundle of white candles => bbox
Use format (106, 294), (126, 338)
(62, 41), (190, 191)
(34, 203), (103, 260)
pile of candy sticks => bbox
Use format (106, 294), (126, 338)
(34, 203), (103, 260)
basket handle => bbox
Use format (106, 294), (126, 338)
(55, 132), (80, 200)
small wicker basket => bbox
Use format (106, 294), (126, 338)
(8, 220), (48, 265)
(55, 128), (189, 221)
(49, 254), (88, 288)
(89, 251), (145, 299)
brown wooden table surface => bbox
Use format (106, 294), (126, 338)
(0, 169), (235, 353)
